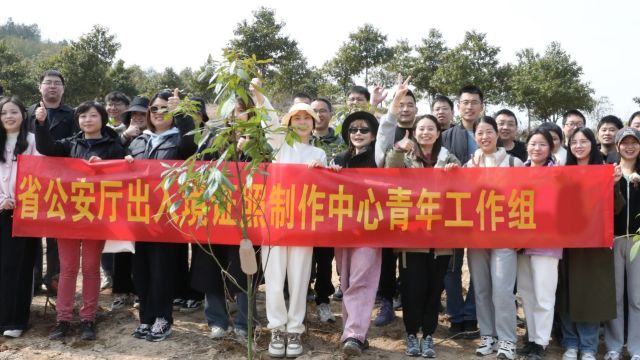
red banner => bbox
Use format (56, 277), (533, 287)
(13, 155), (613, 248)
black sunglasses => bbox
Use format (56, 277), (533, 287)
(348, 127), (371, 134)
(149, 106), (168, 114)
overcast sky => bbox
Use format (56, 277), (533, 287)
(3, 0), (640, 120)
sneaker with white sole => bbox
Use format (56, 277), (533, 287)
(100, 275), (112, 290)
(421, 335), (436, 358)
(562, 348), (578, 360)
(581, 353), (596, 360)
(132, 324), (151, 339)
(210, 325), (231, 339)
(604, 351), (621, 360)
(180, 299), (202, 312)
(268, 329), (286, 358)
(145, 317), (171, 342)
(111, 293), (132, 311)
(475, 336), (498, 356)
(405, 334), (420, 356)
(286, 332), (303, 358)
(3, 329), (23, 338)
(496, 340), (516, 359)
(316, 303), (335, 323)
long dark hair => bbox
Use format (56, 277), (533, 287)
(565, 127), (604, 165)
(413, 115), (442, 167)
(0, 96), (30, 163)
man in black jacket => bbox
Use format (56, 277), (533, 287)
(27, 69), (79, 295)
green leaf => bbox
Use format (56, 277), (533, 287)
(169, 199), (183, 214)
(631, 241), (640, 261)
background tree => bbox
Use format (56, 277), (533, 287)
(369, 39), (416, 89)
(322, 50), (358, 96)
(107, 59), (141, 97)
(0, 41), (36, 102)
(431, 30), (507, 103)
(633, 97), (640, 107)
(413, 29), (449, 101)
(37, 25), (120, 105)
(335, 24), (392, 87)
(507, 42), (595, 126)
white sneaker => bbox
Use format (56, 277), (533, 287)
(496, 340), (516, 359)
(604, 351), (621, 360)
(316, 303), (335, 323)
(581, 353), (596, 360)
(209, 325), (231, 339)
(268, 329), (286, 358)
(3, 329), (23, 338)
(563, 348), (578, 360)
(475, 336), (498, 356)
(100, 275), (112, 290)
(286, 332), (303, 358)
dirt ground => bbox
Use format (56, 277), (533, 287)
(0, 259), (569, 360)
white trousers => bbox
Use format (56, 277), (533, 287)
(261, 245), (313, 334)
(517, 254), (559, 346)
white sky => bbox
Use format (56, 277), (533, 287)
(3, 0), (640, 120)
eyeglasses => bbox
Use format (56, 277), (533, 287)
(348, 127), (371, 134)
(564, 122), (583, 128)
(314, 109), (329, 114)
(107, 102), (126, 107)
(41, 80), (63, 87)
(149, 106), (168, 114)
(460, 100), (481, 107)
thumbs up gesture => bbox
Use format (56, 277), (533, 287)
(167, 88), (180, 111)
(35, 101), (47, 124)
(395, 130), (413, 152)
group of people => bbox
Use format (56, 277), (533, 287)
(0, 69), (638, 360)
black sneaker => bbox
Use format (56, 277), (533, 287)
(172, 298), (186, 311)
(180, 299), (202, 313)
(526, 343), (545, 360)
(80, 320), (96, 340)
(49, 321), (71, 340)
(448, 321), (464, 336)
(463, 320), (479, 339)
(132, 324), (151, 339)
(342, 337), (368, 357)
(146, 318), (171, 342)
(517, 341), (535, 356)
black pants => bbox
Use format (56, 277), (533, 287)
(0, 211), (38, 331)
(378, 248), (398, 302)
(175, 244), (203, 301)
(400, 252), (450, 336)
(133, 242), (178, 325)
(112, 252), (134, 294)
(34, 237), (59, 291)
(312, 247), (334, 305)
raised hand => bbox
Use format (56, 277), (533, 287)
(35, 101), (47, 124)
(167, 88), (180, 111)
(395, 130), (413, 152)
(390, 75), (412, 114)
(371, 84), (388, 107)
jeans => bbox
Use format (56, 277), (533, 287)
(443, 249), (476, 323)
(560, 310), (599, 354)
(204, 292), (249, 332)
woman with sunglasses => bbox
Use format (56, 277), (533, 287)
(126, 88), (197, 342)
(558, 127), (615, 360)
(326, 110), (380, 357)
(385, 114), (460, 358)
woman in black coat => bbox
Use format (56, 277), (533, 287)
(125, 89), (196, 342)
(35, 101), (126, 341)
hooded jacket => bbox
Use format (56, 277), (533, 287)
(35, 121), (125, 160)
(127, 115), (196, 160)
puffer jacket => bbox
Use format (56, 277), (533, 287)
(35, 121), (125, 160)
(128, 115), (196, 160)
(333, 145), (376, 169)
(385, 146), (461, 259)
